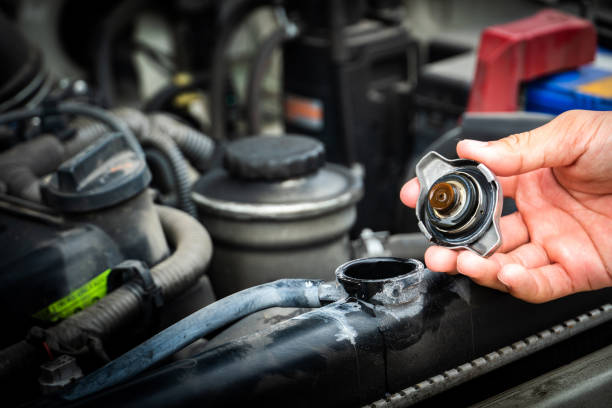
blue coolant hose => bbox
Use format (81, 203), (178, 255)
(63, 279), (324, 400)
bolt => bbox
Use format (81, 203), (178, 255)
(72, 80), (89, 95)
(428, 182), (455, 212)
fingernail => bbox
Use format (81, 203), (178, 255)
(498, 264), (524, 289)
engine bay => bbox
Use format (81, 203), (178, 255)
(1, 1), (612, 407)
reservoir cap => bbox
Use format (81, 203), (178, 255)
(223, 135), (325, 180)
(42, 132), (150, 212)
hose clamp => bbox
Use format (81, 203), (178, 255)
(109, 260), (164, 322)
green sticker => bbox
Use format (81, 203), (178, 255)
(32, 269), (111, 322)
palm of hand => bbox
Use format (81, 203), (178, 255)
(478, 166), (612, 302)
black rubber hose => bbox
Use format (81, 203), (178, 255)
(0, 205), (212, 385)
(64, 119), (109, 158)
(114, 108), (197, 217)
(0, 102), (143, 157)
(329, 0), (357, 165)
(59, 102), (143, 156)
(141, 135), (196, 217)
(144, 147), (177, 198)
(0, 105), (195, 215)
(150, 114), (215, 171)
(113, 108), (204, 216)
(95, 0), (148, 107)
(69, 109), (214, 173)
(50, 206), (210, 335)
(0, 105), (43, 123)
(209, 0), (269, 141)
(62, 279), (323, 400)
(246, 26), (287, 135)
(0, 135), (65, 201)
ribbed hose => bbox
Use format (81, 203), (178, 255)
(53, 286), (143, 339)
(63, 279), (323, 400)
(112, 107), (150, 139)
(62, 108), (204, 217)
(143, 148), (176, 199)
(0, 102), (142, 157)
(113, 108), (199, 217)
(150, 206), (211, 299)
(55, 206), (212, 335)
(0, 105), (207, 213)
(66, 109), (215, 167)
(150, 114), (214, 171)
(140, 131), (196, 217)
(66, 112), (210, 213)
(64, 119), (109, 158)
(0, 206), (212, 383)
(58, 102), (143, 157)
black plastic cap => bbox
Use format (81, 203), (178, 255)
(223, 135), (325, 180)
(41, 133), (151, 213)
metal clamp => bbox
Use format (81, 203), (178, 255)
(109, 260), (164, 321)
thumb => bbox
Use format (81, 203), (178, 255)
(456, 110), (595, 177)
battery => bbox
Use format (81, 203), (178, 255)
(526, 48), (612, 115)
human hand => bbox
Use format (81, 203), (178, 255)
(400, 110), (612, 303)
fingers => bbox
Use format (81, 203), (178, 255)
(429, 244), (576, 303)
(422, 213), (571, 304)
(498, 263), (574, 303)
(455, 251), (508, 292)
(498, 212), (529, 252)
(423, 210), (530, 283)
(455, 110), (597, 177)
(498, 176), (518, 198)
(424, 246), (459, 274)
(445, 242), (549, 294)
(399, 178), (420, 208)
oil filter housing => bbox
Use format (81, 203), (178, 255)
(415, 151), (503, 256)
(193, 135), (363, 296)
